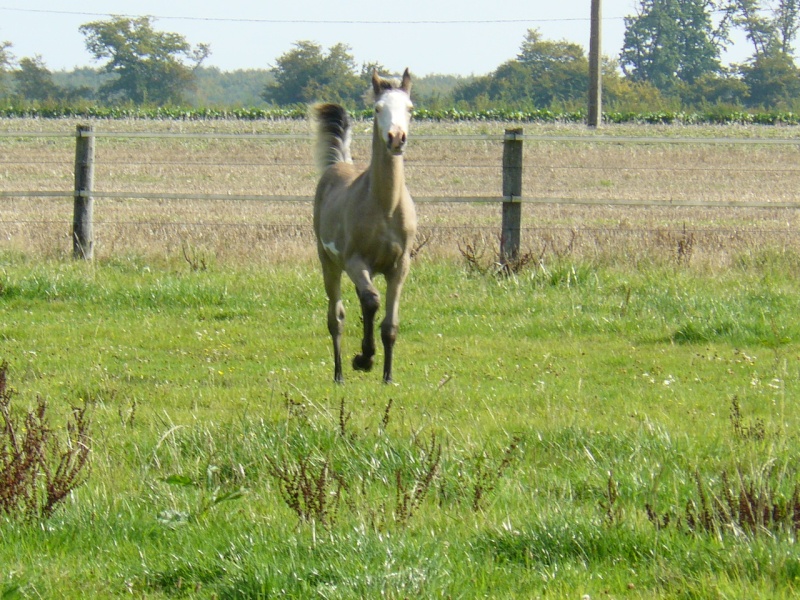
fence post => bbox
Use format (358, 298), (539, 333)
(73, 124), (95, 260)
(501, 128), (523, 267)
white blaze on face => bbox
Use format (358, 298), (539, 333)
(375, 90), (413, 154)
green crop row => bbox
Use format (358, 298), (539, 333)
(2, 102), (799, 125)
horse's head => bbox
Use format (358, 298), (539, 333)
(372, 68), (412, 156)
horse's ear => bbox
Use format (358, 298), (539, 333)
(372, 69), (383, 96)
(401, 68), (412, 94)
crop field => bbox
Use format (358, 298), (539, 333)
(1, 118), (800, 598)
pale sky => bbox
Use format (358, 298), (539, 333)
(0, 1), (757, 76)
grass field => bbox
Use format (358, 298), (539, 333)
(1, 249), (800, 598)
(1, 118), (800, 598)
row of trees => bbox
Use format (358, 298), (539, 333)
(618, 0), (800, 108)
(0, 17), (210, 105)
(2, 1), (800, 113)
(0, 19), (465, 110)
(454, 0), (800, 111)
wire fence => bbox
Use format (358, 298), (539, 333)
(2, 124), (800, 265)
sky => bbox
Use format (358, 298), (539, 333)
(0, 1), (758, 77)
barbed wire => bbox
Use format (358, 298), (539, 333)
(0, 158), (779, 172)
(3, 131), (800, 213)
(3, 191), (800, 209)
(3, 219), (799, 238)
(3, 130), (800, 144)
(5, 158), (800, 175)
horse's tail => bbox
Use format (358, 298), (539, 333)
(313, 103), (353, 171)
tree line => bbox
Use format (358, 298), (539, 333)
(1, 1), (800, 115)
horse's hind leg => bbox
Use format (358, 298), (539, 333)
(322, 262), (345, 383)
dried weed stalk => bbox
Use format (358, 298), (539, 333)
(265, 455), (344, 527)
(646, 467), (800, 536)
(676, 224), (695, 266)
(458, 234), (535, 276)
(395, 432), (442, 525)
(458, 234), (491, 274)
(182, 242), (208, 272)
(471, 436), (521, 511)
(0, 361), (92, 520)
(380, 398), (393, 432)
(600, 470), (622, 525)
(729, 396), (766, 441)
(410, 231), (432, 259)
(338, 398), (352, 439)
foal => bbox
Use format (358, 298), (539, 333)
(313, 69), (417, 383)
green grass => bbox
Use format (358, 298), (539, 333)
(1, 251), (800, 598)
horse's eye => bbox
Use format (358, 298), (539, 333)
(375, 105), (382, 113)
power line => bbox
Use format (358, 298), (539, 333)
(0, 6), (626, 25)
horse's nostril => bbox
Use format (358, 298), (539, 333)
(388, 131), (407, 147)
(386, 128), (408, 154)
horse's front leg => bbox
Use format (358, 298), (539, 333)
(353, 284), (380, 372)
(381, 257), (410, 383)
(346, 260), (379, 373)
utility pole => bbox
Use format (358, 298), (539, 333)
(588, 0), (602, 128)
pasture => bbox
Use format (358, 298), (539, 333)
(1, 118), (800, 598)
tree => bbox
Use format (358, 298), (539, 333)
(0, 41), (15, 97)
(262, 41), (365, 107)
(678, 72), (749, 107)
(773, 0), (800, 53)
(729, 1), (800, 108)
(516, 29), (590, 105)
(79, 16), (210, 104)
(620, 0), (728, 92)
(732, 0), (800, 57)
(601, 57), (670, 111)
(740, 51), (800, 107)
(733, 0), (773, 56)
(453, 29), (589, 109)
(191, 67), (273, 107)
(14, 56), (60, 101)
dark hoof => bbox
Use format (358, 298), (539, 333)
(353, 354), (374, 372)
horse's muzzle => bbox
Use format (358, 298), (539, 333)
(387, 130), (407, 154)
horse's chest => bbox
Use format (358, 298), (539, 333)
(353, 217), (412, 270)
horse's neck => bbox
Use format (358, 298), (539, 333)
(369, 124), (407, 212)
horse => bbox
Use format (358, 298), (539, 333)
(312, 68), (417, 383)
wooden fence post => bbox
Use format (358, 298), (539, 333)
(73, 124), (95, 260)
(501, 128), (523, 267)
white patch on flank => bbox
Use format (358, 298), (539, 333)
(323, 240), (340, 258)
